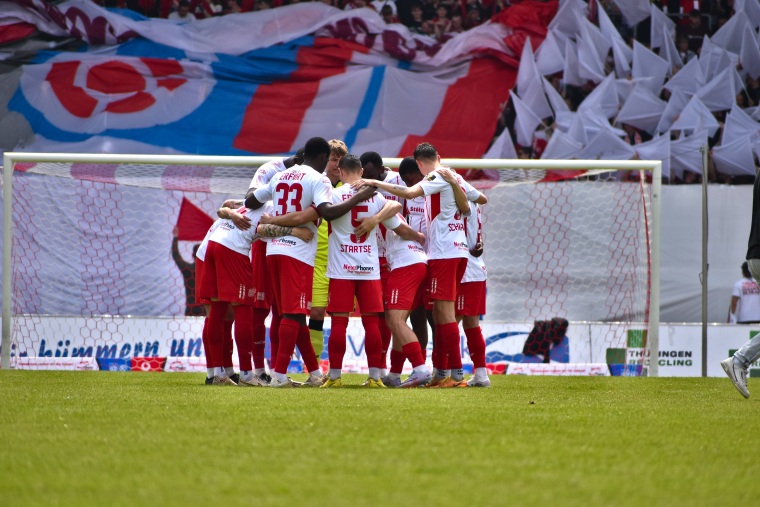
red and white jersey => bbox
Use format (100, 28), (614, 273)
(404, 194), (428, 253)
(384, 214), (427, 271)
(418, 167), (480, 260)
(195, 219), (223, 261)
(253, 164), (332, 266)
(248, 158), (287, 190)
(375, 171), (406, 258)
(462, 202), (487, 282)
(208, 202), (274, 256)
(327, 186), (401, 280)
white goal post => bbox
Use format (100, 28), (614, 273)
(1, 153), (662, 375)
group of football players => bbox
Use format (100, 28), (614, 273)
(193, 137), (491, 388)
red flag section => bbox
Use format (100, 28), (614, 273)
(175, 197), (214, 241)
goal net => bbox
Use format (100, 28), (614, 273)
(0, 153), (661, 375)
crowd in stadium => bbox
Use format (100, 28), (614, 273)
(87, 0), (760, 185)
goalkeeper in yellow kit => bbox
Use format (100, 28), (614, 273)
(310, 139), (347, 368)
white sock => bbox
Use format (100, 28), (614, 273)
(387, 372), (401, 381)
(214, 367), (225, 377)
(224, 366), (235, 376)
(309, 369), (321, 378)
(434, 369), (448, 379)
(413, 365), (429, 375)
(207, 368), (215, 379)
(329, 368), (342, 380)
(475, 367), (489, 380)
(451, 368), (464, 381)
(369, 367), (381, 380)
(241, 371), (254, 382)
(275, 372), (288, 382)
(380, 368), (388, 377)
(254, 368), (266, 376)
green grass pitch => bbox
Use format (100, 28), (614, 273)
(1, 371), (760, 506)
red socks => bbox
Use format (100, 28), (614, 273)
(201, 317), (211, 368)
(390, 349), (406, 374)
(252, 308), (269, 370)
(378, 315), (392, 369)
(269, 310), (281, 368)
(432, 324), (448, 371)
(328, 316), (349, 372)
(465, 326), (486, 369)
(274, 318), (300, 374)
(402, 342), (426, 368)
(232, 305), (253, 372)
(297, 325), (319, 373)
(441, 322), (462, 370)
(223, 318), (234, 368)
(362, 315), (382, 369)
(208, 301), (228, 368)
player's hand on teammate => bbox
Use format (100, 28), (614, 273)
(260, 213), (274, 225)
(416, 232), (426, 246)
(291, 226), (314, 243)
(355, 184), (377, 200)
(470, 242), (483, 257)
(351, 178), (376, 191)
(222, 199), (243, 209)
(230, 211), (252, 230)
(438, 168), (458, 184)
(353, 216), (380, 239)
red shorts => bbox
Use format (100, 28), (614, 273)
(267, 254), (313, 315)
(456, 281), (486, 316)
(385, 263), (427, 311)
(428, 258), (468, 302)
(195, 257), (210, 305)
(197, 241), (256, 305)
(250, 240), (272, 309)
(327, 278), (384, 314)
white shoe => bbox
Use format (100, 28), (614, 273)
(300, 374), (324, 387)
(268, 376), (299, 388)
(398, 370), (433, 388)
(721, 357), (750, 399)
(467, 376), (492, 388)
(238, 376), (267, 387)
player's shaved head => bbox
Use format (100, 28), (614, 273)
(399, 156), (423, 187)
(360, 151), (384, 180)
(304, 137), (331, 158)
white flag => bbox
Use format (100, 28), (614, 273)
(713, 136), (757, 176)
(670, 129), (708, 179)
(517, 39), (553, 120)
(632, 41), (669, 94)
(536, 30), (565, 76)
(611, 0), (651, 27)
(663, 57), (705, 96)
(615, 85), (666, 135)
(541, 129), (584, 159)
(650, 3), (676, 49)
(578, 125), (635, 160)
(635, 134), (671, 179)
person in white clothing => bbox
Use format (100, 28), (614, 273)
(168, 0), (197, 21)
(244, 149), (303, 385)
(245, 137), (375, 388)
(198, 202), (313, 387)
(353, 142), (487, 388)
(360, 151), (406, 377)
(728, 262), (760, 324)
(321, 154), (424, 388)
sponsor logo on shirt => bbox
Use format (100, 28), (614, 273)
(340, 244), (373, 253)
(408, 206), (424, 213)
(343, 264), (375, 274)
(426, 174), (437, 181)
(454, 241), (468, 250)
(272, 238), (298, 247)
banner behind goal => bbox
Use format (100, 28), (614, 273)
(1, 154), (661, 375)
